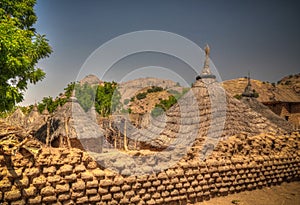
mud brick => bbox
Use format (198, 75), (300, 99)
(157, 172), (168, 180)
(142, 181), (151, 188)
(74, 164), (86, 173)
(120, 197), (130, 204)
(92, 169), (105, 178)
(4, 189), (21, 201)
(89, 194), (101, 202)
(58, 193), (70, 201)
(110, 186), (121, 193)
(113, 176), (124, 186)
(41, 186), (56, 196)
(76, 196), (88, 204)
(131, 195), (141, 203)
(64, 173), (77, 182)
(42, 195), (57, 203)
(43, 166), (57, 175)
(121, 184), (131, 191)
(99, 179), (113, 187)
(86, 180), (98, 188)
(179, 188), (187, 194)
(27, 195), (42, 204)
(157, 185), (165, 191)
(113, 192), (124, 199)
(56, 184), (70, 193)
(71, 191), (84, 199)
(170, 189), (179, 196)
(86, 188), (97, 195)
(48, 175), (62, 184)
(25, 167), (40, 177)
(125, 190), (135, 197)
(81, 171), (93, 181)
(32, 175), (47, 187)
(11, 199), (26, 205)
(98, 187), (108, 194)
(152, 192), (160, 199)
(0, 177), (11, 191)
(72, 180), (85, 191)
(101, 193), (112, 201)
(62, 199), (75, 205)
(22, 185), (36, 197)
(59, 164), (73, 174)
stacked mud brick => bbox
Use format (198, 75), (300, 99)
(1, 133), (300, 205)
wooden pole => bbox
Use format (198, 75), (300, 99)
(46, 119), (50, 146)
(123, 119), (128, 151)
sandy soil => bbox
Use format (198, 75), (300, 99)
(190, 181), (300, 205)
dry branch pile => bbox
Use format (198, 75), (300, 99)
(0, 120), (42, 157)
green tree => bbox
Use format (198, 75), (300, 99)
(75, 83), (96, 112)
(95, 81), (121, 117)
(0, 0), (52, 112)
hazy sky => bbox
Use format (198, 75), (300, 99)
(22, 0), (300, 105)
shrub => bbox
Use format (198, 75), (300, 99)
(136, 92), (147, 100)
(147, 86), (163, 93)
(234, 94), (242, 100)
(151, 106), (164, 117)
(123, 99), (130, 105)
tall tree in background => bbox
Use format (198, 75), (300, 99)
(0, 0), (52, 112)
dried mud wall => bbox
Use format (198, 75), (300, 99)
(1, 135), (300, 205)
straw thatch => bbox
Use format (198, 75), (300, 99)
(26, 104), (41, 124)
(241, 97), (293, 132)
(129, 46), (286, 156)
(7, 108), (25, 126)
(34, 96), (105, 153)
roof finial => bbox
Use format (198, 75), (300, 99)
(68, 89), (78, 102)
(196, 44), (216, 80)
(242, 72), (255, 98)
(205, 44), (210, 56)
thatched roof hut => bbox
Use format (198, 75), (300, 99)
(130, 45), (286, 159)
(35, 95), (105, 153)
(241, 97), (293, 132)
(26, 104), (42, 125)
(7, 108), (25, 126)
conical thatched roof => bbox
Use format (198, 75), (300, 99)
(86, 104), (98, 122)
(7, 108), (25, 126)
(130, 46), (286, 158)
(42, 106), (49, 116)
(241, 97), (293, 132)
(25, 104), (46, 132)
(35, 95), (105, 152)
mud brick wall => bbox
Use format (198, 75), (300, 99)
(1, 147), (300, 204)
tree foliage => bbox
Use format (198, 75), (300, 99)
(75, 83), (96, 112)
(0, 0), (52, 112)
(95, 81), (121, 117)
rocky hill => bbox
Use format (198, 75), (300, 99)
(117, 77), (179, 104)
(222, 73), (300, 102)
(79, 74), (103, 86)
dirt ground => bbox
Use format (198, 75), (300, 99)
(190, 181), (300, 205)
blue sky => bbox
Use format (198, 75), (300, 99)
(21, 0), (300, 105)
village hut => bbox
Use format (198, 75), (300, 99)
(240, 75), (294, 132)
(26, 103), (41, 124)
(86, 104), (98, 122)
(7, 107), (25, 127)
(130, 45), (287, 159)
(35, 94), (105, 153)
(25, 103), (46, 133)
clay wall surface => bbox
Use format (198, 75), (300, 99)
(1, 133), (300, 205)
